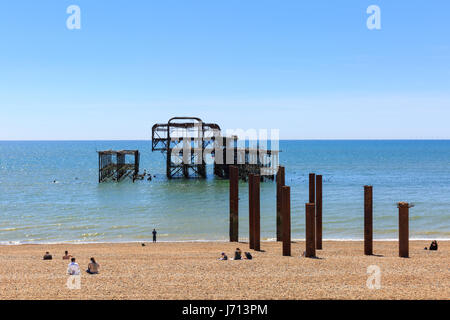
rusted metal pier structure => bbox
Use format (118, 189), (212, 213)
(152, 117), (279, 180)
(152, 117), (220, 179)
(98, 150), (140, 182)
(213, 138), (277, 180)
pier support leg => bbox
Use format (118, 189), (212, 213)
(309, 173), (316, 204)
(305, 203), (316, 258)
(248, 174), (254, 249)
(316, 175), (323, 250)
(229, 166), (239, 242)
(364, 186), (373, 255)
(282, 186), (291, 256)
(398, 202), (410, 258)
(276, 166), (285, 241)
(253, 175), (260, 251)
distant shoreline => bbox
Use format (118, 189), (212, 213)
(1, 238), (449, 246)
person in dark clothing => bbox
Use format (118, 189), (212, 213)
(244, 252), (252, 260)
(43, 252), (52, 260)
(152, 229), (157, 243)
(429, 240), (438, 251)
(234, 248), (242, 260)
(219, 252), (228, 260)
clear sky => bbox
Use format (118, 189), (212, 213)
(0, 0), (449, 140)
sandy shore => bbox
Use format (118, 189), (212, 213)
(0, 240), (448, 300)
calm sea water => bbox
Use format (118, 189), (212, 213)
(0, 140), (449, 244)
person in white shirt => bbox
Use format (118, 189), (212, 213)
(67, 257), (81, 275)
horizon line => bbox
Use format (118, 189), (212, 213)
(1, 138), (450, 142)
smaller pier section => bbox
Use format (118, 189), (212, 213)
(98, 150), (140, 182)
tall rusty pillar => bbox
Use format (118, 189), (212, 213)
(248, 174), (255, 249)
(281, 186), (291, 256)
(305, 203), (316, 258)
(364, 186), (373, 255)
(309, 173), (316, 204)
(398, 202), (410, 258)
(253, 175), (261, 251)
(316, 175), (323, 250)
(276, 166), (285, 241)
(229, 166), (239, 242)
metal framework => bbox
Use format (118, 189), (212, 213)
(152, 117), (279, 180)
(98, 150), (140, 182)
(152, 117), (221, 179)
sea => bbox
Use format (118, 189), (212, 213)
(0, 140), (449, 244)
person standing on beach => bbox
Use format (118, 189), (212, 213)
(152, 229), (157, 243)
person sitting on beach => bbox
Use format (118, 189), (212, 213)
(234, 248), (242, 260)
(429, 240), (438, 251)
(244, 252), (252, 260)
(219, 252), (228, 260)
(67, 258), (80, 275)
(86, 257), (100, 274)
(62, 251), (72, 260)
(43, 252), (52, 260)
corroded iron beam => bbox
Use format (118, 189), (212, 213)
(276, 166), (285, 241)
(364, 186), (373, 255)
(282, 186), (291, 256)
(316, 175), (323, 250)
(305, 203), (316, 258)
(229, 166), (239, 242)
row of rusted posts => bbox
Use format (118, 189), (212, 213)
(230, 165), (410, 259)
(305, 173), (323, 257)
(228, 166), (263, 252)
(364, 185), (411, 258)
(276, 166), (292, 256)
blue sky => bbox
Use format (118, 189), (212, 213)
(0, 0), (449, 140)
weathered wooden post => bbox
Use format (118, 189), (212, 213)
(398, 202), (410, 258)
(309, 173), (316, 204)
(316, 175), (323, 250)
(276, 166), (285, 241)
(281, 186), (291, 256)
(305, 203), (316, 258)
(229, 166), (239, 242)
(253, 175), (261, 251)
(364, 186), (373, 255)
(248, 174), (254, 249)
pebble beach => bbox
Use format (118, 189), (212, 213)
(0, 240), (448, 300)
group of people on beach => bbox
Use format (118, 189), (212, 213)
(43, 250), (100, 275)
(217, 241), (439, 261)
(219, 248), (252, 260)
